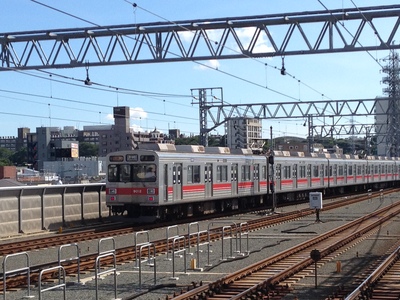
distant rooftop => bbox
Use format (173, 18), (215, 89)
(0, 179), (25, 187)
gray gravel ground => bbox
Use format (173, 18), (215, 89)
(2, 193), (400, 300)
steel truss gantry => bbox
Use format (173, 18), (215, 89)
(1, 5), (400, 70)
(193, 92), (390, 146)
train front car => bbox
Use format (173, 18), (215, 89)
(106, 150), (160, 220)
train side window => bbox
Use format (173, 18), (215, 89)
(283, 166), (291, 179)
(221, 166), (228, 182)
(338, 166), (343, 176)
(187, 166), (193, 183)
(217, 166), (221, 182)
(193, 166), (200, 183)
(324, 166), (328, 177)
(348, 165), (353, 176)
(187, 165), (200, 183)
(313, 165), (319, 177)
(217, 165), (228, 182)
(241, 165), (251, 181)
(299, 166), (306, 178)
(246, 165), (251, 181)
(262, 165), (267, 180)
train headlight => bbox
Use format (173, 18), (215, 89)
(109, 188), (117, 195)
(147, 188), (155, 194)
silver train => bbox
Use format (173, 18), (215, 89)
(105, 144), (399, 221)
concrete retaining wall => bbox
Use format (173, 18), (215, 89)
(0, 183), (107, 237)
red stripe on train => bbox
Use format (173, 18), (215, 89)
(108, 187), (159, 195)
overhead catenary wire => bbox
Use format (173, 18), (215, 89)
(18, 1), (381, 137)
(317, 0), (385, 68)
(350, 0), (393, 54)
(31, 0), (303, 102)
(125, 1), (374, 132)
(0, 88), (198, 123)
(2, 67), (200, 121)
(125, 1), (332, 102)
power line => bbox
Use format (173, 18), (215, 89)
(317, 0), (385, 68)
(126, 1), (333, 102)
(31, 0), (303, 102)
(37, 70), (191, 99)
(0, 88), (199, 123)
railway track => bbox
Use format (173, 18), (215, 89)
(169, 198), (400, 300)
(344, 245), (400, 300)
(0, 189), (397, 294)
(0, 189), (389, 257)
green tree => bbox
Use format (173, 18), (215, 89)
(79, 142), (99, 157)
(10, 147), (27, 166)
(175, 136), (200, 145)
(0, 148), (13, 166)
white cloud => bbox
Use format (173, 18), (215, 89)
(130, 124), (145, 132)
(106, 107), (147, 121)
(194, 59), (220, 70)
(235, 27), (274, 53)
(130, 107), (148, 120)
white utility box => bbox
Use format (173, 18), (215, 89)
(309, 192), (323, 209)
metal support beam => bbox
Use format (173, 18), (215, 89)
(1, 5), (400, 70)
(191, 87), (223, 147)
(382, 52), (400, 157)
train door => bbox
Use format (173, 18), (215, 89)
(383, 164), (387, 180)
(163, 164), (168, 202)
(231, 164), (238, 195)
(275, 164), (281, 191)
(293, 164), (298, 189)
(253, 164), (260, 193)
(333, 164), (337, 186)
(320, 164), (325, 186)
(205, 163), (213, 197)
(172, 164), (182, 201)
(327, 162), (333, 187)
(361, 165), (366, 182)
(307, 164), (312, 187)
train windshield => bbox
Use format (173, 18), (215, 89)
(108, 164), (157, 182)
(133, 164), (157, 182)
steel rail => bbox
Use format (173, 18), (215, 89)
(345, 246), (400, 300)
(170, 200), (400, 299)
(0, 189), (397, 293)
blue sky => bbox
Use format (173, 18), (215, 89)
(1, 1), (399, 140)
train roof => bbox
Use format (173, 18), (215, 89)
(133, 143), (400, 162)
(137, 143), (254, 155)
